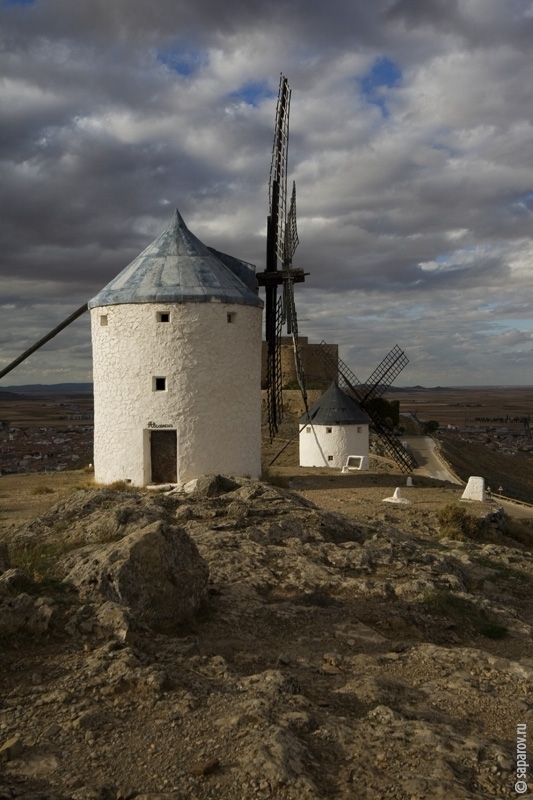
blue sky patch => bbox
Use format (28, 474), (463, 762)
(229, 81), (276, 108)
(360, 57), (402, 117)
(437, 245), (477, 264)
(511, 191), (533, 213)
(157, 47), (205, 77)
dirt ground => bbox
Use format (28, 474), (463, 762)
(4, 438), (533, 800)
(0, 458), (528, 537)
(0, 465), (466, 536)
(2, 471), (533, 800)
(0, 470), (93, 530)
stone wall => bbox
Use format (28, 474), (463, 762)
(261, 337), (338, 389)
(91, 302), (262, 486)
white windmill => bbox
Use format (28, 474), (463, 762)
(88, 210), (263, 486)
(299, 382), (370, 469)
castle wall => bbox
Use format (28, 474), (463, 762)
(91, 302), (262, 486)
(261, 338), (338, 388)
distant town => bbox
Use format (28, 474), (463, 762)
(0, 388), (93, 475)
(0, 424), (93, 475)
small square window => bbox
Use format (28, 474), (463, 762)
(326, 427), (332, 434)
(306, 426), (311, 433)
(328, 455), (334, 461)
(357, 426), (361, 433)
(154, 377), (166, 391)
(100, 315), (108, 326)
(157, 312), (170, 323)
(227, 312), (236, 323)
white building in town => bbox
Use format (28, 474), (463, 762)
(89, 209), (263, 487)
(299, 382), (370, 469)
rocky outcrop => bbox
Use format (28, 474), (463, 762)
(1, 477), (533, 799)
(6, 488), (177, 548)
(0, 541), (10, 573)
(1, 489), (209, 637)
(62, 520), (209, 630)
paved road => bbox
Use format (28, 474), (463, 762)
(497, 498), (533, 519)
(402, 436), (462, 484)
(403, 436), (533, 519)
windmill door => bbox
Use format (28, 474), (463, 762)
(150, 430), (177, 483)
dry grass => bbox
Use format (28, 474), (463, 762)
(0, 469), (94, 529)
(437, 503), (482, 541)
(31, 485), (55, 495)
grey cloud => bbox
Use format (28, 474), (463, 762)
(491, 329), (533, 348)
(1, 0), (532, 385)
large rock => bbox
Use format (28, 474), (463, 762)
(63, 520), (208, 629)
(0, 593), (36, 634)
(0, 541), (10, 574)
(0, 567), (34, 595)
(7, 488), (176, 547)
(0, 592), (56, 635)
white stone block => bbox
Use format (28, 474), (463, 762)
(383, 487), (411, 505)
(461, 476), (486, 502)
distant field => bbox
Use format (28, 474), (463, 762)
(2, 385), (531, 430)
(391, 386), (533, 429)
(0, 392), (93, 428)
(388, 387), (533, 504)
(1, 387), (532, 504)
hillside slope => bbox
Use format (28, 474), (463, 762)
(1, 478), (533, 799)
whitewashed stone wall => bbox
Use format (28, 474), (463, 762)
(299, 423), (369, 469)
(91, 302), (262, 486)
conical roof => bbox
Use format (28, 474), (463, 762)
(300, 382), (370, 426)
(88, 210), (263, 309)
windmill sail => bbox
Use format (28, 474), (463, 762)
(0, 303), (89, 381)
(258, 75), (308, 439)
(359, 344), (409, 404)
(284, 182), (299, 267)
(268, 76), (291, 268)
(266, 297), (284, 441)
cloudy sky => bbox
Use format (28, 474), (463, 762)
(1, 0), (533, 387)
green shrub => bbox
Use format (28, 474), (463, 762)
(32, 485), (55, 495)
(424, 589), (507, 639)
(437, 503), (481, 540)
(475, 555), (533, 584)
(283, 379), (301, 390)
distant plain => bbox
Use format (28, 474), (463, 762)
(1, 385), (532, 505)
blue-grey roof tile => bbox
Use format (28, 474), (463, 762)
(300, 382), (371, 425)
(89, 210), (263, 309)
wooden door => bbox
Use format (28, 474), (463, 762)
(150, 430), (177, 483)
